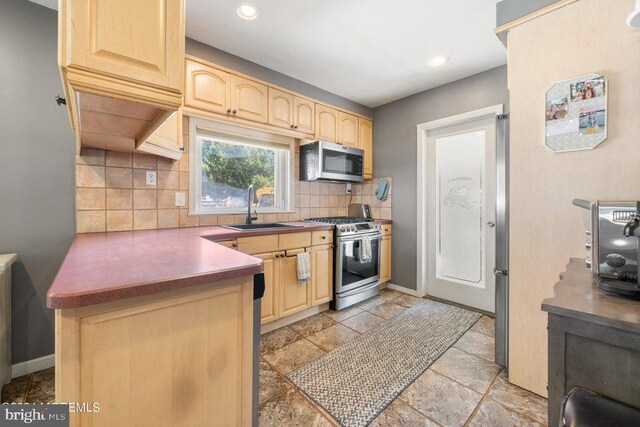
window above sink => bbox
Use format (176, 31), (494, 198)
(190, 118), (294, 215)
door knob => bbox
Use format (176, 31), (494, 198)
(487, 221), (496, 228)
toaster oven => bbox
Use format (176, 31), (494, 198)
(574, 199), (638, 279)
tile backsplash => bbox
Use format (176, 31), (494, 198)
(75, 119), (392, 233)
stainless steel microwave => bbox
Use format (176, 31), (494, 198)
(299, 141), (364, 183)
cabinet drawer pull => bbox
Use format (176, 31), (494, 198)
(321, 236), (326, 240)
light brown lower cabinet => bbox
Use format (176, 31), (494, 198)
(257, 252), (278, 324)
(278, 248), (311, 318)
(55, 276), (254, 427)
(218, 232), (333, 324)
(380, 234), (392, 283)
(311, 244), (333, 305)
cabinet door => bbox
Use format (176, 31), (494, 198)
(138, 108), (183, 159)
(293, 97), (315, 134)
(268, 88), (294, 129)
(311, 244), (333, 305)
(63, 0), (184, 92)
(338, 112), (359, 148)
(278, 249), (311, 317)
(380, 235), (392, 283)
(185, 59), (232, 114)
(315, 104), (338, 142)
(359, 118), (373, 179)
(256, 252), (278, 324)
(231, 75), (268, 123)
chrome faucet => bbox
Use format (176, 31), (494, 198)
(246, 185), (258, 225)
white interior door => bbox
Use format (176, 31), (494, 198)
(426, 117), (496, 312)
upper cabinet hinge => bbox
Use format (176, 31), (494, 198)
(497, 113), (509, 120)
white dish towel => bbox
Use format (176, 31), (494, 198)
(360, 235), (372, 263)
(296, 252), (311, 284)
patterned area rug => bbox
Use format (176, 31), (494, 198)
(287, 299), (481, 427)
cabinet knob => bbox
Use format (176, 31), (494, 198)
(227, 108), (232, 113)
(232, 109), (237, 114)
(290, 124), (295, 128)
(294, 125), (299, 129)
(321, 236), (326, 240)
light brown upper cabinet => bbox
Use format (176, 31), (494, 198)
(358, 118), (373, 179)
(338, 112), (359, 148)
(293, 97), (315, 134)
(185, 59), (232, 115)
(138, 108), (184, 160)
(58, 0), (184, 158)
(315, 104), (339, 142)
(268, 88), (294, 129)
(231, 76), (268, 123)
(185, 58), (267, 124)
(269, 89), (315, 135)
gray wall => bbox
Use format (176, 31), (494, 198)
(186, 38), (373, 117)
(0, 0), (76, 364)
(372, 66), (509, 291)
(496, 0), (561, 26)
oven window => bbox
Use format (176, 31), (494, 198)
(322, 150), (362, 176)
(341, 239), (380, 287)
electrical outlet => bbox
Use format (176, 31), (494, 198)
(346, 183), (352, 194)
(145, 171), (157, 186)
(175, 191), (186, 207)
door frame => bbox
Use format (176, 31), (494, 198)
(416, 105), (504, 297)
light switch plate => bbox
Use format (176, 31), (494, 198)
(145, 171), (157, 186)
(175, 191), (186, 207)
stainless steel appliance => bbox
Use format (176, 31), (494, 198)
(348, 203), (372, 219)
(495, 113), (509, 368)
(299, 141), (364, 183)
(573, 199), (638, 279)
(304, 217), (382, 309)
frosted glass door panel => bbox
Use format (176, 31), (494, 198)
(435, 131), (485, 287)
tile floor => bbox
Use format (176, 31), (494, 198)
(1, 290), (548, 426)
(259, 289), (548, 426)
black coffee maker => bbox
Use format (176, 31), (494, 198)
(598, 201), (640, 297)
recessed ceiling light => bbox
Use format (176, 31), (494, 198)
(237, 4), (258, 20)
(428, 56), (449, 67)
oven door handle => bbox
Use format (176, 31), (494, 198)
(339, 281), (380, 298)
(338, 233), (381, 242)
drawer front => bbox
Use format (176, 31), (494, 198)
(381, 224), (392, 236)
(312, 230), (333, 246)
(216, 240), (237, 249)
(279, 232), (312, 250)
(236, 235), (278, 254)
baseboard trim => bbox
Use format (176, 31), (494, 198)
(260, 303), (330, 334)
(11, 354), (55, 379)
(386, 283), (420, 297)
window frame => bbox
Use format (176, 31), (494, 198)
(189, 118), (295, 215)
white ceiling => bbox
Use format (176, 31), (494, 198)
(186, 0), (506, 107)
(29, 0), (506, 108)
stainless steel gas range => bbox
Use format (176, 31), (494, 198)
(304, 217), (382, 310)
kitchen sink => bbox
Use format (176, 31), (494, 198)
(220, 223), (304, 231)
